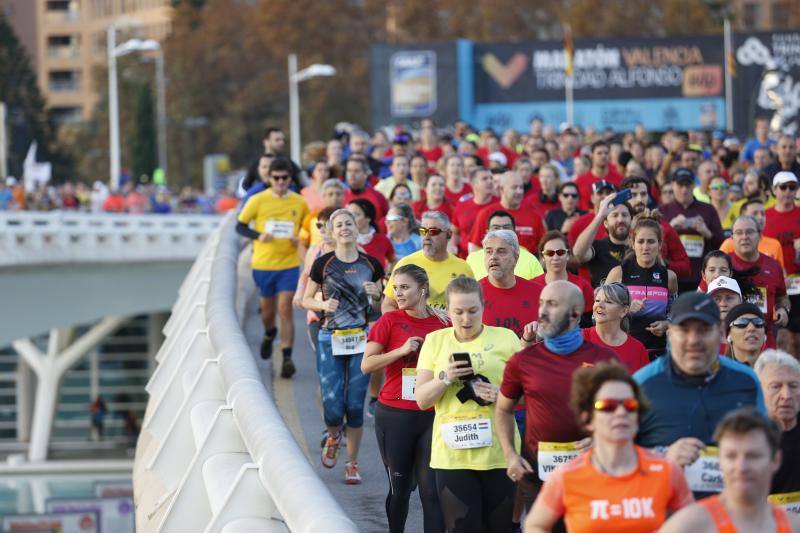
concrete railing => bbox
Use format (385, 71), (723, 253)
(133, 213), (357, 533)
(0, 212), (223, 267)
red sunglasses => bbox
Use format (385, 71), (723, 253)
(594, 398), (639, 413)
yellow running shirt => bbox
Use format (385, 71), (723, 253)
(238, 190), (309, 270)
(417, 326), (521, 470)
(384, 251), (474, 310)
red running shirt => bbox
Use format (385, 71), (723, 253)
(581, 327), (650, 373)
(471, 203), (546, 253)
(532, 273), (595, 314)
(361, 231), (395, 269)
(479, 277), (543, 338)
(765, 206), (800, 275)
(500, 341), (616, 461)
(367, 310), (447, 410)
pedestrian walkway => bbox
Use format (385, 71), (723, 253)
(250, 309), (424, 533)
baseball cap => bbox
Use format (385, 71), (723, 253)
(488, 152), (508, 167)
(392, 133), (410, 145)
(773, 171), (798, 187)
(671, 167), (695, 184)
(592, 180), (616, 194)
(729, 183), (743, 194)
(723, 303), (765, 333)
(707, 276), (742, 298)
(670, 292), (720, 325)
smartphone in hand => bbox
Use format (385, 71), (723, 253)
(451, 352), (474, 381)
(612, 188), (632, 206)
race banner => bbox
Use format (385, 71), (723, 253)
(733, 31), (800, 137)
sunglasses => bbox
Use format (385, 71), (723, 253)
(418, 227), (446, 236)
(594, 398), (639, 413)
(710, 182), (728, 190)
(271, 174), (291, 181)
(386, 215), (405, 222)
(542, 249), (568, 257)
(778, 183), (798, 191)
(730, 316), (765, 329)
(315, 222), (325, 229)
(561, 192), (578, 198)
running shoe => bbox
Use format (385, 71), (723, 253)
(344, 461), (362, 485)
(260, 336), (273, 359)
(281, 358), (296, 378)
(321, 432), (342, 469)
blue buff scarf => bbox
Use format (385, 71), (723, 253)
(544, 327), (584, 354)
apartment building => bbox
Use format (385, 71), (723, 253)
(2, 0), (172, 125)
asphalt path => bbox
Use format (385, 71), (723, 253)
(247, 305), (424, 532)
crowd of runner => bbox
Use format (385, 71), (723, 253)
(236, 119), (800, 532)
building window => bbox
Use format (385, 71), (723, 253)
(742, 3), (760, 30)
(48, 70), (81, 92)
(50, 106), (84, 125)
(45, 0), (80, 22)
(47, 34), (81, 58)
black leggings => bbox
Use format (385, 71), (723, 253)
(435, 468), (515, 533)
(375, 403), (444, 533)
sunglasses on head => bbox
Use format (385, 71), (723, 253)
(730, 316), (765, 329)
(418, 227), (446, 236)
(778, 183), (798, 191)
(561, 192), (578, 198)
(386, 215), (404, 222)
(542, 249), (568, 257)
(710, 182), (728, 190)
(594, 398), (639, 413)
(271, 173), (291, 181)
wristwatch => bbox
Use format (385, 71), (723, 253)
(438, 370), (452, 386)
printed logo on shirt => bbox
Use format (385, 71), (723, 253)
(653, 272), (661, 280)
(589, 498), (655, 520)
(400, 324), (409, 331)
(522, 300), (530, 308)
(648, 463), (664, 472)
(344, 267), (358, 274)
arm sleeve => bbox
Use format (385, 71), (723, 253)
(416, 333), (437, 372)
(536, 467), (567, 517)
(499, 354), (523, 401)
(367, 314), (391, 344)
(668, 459), (695, 511)
(235, 221), (260, 240)
(309, 256), (325, 285)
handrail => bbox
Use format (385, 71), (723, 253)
(208, 215), (358, 532)
(134, 213), (357, 532)
(0, 212), (223, 267)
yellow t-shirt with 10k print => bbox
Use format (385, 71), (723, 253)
(417, 326), (521, 470)
(238, 190), (309, 270)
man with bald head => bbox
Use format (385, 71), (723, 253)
(496, 280), (617, 510)
(469, 171), (546, 253)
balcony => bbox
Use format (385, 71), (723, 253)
(47, 46), (81, 59)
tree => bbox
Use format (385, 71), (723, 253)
(131, 82), (157, 180)
(0, 12), (70, 179)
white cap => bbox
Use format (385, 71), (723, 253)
(707, 276), (742, 298)
(488, 152), (508, 167)
(5, 177), (17, 186)
(773, 171), (798, 187)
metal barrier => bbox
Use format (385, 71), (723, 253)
(133, 214), (357, 533)
(0, 212), (223, 267)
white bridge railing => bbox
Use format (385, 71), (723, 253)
(0, 212), (223, 267)
(133, 214), (357, 533)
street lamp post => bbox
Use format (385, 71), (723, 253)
(287, 54), (336, 165)
(107, 33), (166, 190)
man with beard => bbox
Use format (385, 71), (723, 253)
(661, 167), (724, 293)
(495, 281), (616, 513)
(573, 192), (633, 287)
(478, 230), (543, 338)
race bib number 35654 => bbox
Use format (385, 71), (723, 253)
(440, 417), (492, 450)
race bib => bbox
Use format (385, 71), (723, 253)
(746, 287), (769, 315)
(684, 446), (723, 493)
(679, 234), (705, 258)
(787, 275), (800, 297)
(331, 328), (366, 356)
(769, 491), (800, 515)
(440, 415), (492, 450)
(401, 368), (417, 401)
(265, 220), (295, 239)
(538, 442), (581, 481)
